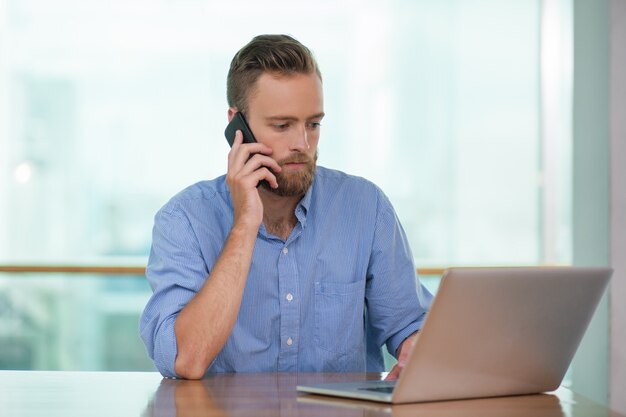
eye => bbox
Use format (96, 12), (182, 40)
(273, 123), (289, 131)
(307, 122), (322, 130)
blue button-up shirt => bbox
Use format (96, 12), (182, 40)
(140, 166), (433, 377)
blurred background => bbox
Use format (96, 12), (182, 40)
(1, 0), (622, 411)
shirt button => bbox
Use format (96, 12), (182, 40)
(287, 337), (293, 346)
(286, 293), (293, 302)
(282, 247), (289, 254)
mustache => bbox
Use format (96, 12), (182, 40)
(277, 154), (315, 166)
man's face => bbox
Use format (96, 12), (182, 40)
(243, 71), (324, 197)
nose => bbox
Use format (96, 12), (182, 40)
(290, 124), (310, 152)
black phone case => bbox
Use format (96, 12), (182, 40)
(224, 112), (267, 189)
(224, 112), (257, 147)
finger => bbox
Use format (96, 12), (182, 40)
(229, 142), (274, 172)
(239, 153), (282, 177)
(227, 130), (244, 166)
(247, 167), (279, 189)
(230, 129), (244, 152)
(385, 365), (400, 381)
(231, 166), (277, 189)
(232, 129), (244, 147)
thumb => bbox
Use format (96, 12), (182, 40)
(385, 364), (401, 381)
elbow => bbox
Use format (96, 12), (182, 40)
(174, 353), (208, 380)
(176, 368), (205, 380)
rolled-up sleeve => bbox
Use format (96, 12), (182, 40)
(365, 190), (433, 358)
(139, 206), (209, 377)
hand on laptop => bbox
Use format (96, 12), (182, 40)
(385, 332), (419, 381)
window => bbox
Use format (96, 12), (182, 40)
(1, 0), (571, 371)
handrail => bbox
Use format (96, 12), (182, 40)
(0, 265), (147, 275)
(0, 265), (447, 276)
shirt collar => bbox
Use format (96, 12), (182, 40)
(295, 176), (315, 227)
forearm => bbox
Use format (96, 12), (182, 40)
(174, 223), (257, 379)
(173, 128), (279, 379)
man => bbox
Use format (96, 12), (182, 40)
(140, 34), (433, 380)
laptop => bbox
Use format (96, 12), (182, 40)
(297, 267), (612, 404)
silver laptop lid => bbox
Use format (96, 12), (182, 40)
(393, 267), (612, 403)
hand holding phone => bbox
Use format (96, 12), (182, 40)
(224, 112), (276, 190)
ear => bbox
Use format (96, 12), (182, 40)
(227, 107), (237, 122)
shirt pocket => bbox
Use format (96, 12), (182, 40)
(314, 280), (365, 354)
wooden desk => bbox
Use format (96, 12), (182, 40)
(0, 371), (623, 417)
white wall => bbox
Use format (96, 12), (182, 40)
(0, 0), (8, 260)
(609, 0), (626, 413)
(571, 0), (610, 405)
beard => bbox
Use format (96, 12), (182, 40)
(260, 151), (318, 197)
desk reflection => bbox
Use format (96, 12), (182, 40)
(144, 373), (568, 417)
(146, 378), (227, 417)
(145, 373), (381, 417)
(298, 392), (565, 417)
(0, 371), (619, 417)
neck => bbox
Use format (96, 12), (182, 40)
(258, 188), (303, 240)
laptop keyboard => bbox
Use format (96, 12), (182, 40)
(358, 386), (395, 394)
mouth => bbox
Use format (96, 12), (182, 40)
(283, 162), (308, 169)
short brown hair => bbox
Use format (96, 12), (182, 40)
(227, 34), (322, 114)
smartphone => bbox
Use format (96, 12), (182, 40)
(224, 112), (257, 147)
(224, 112), (268, 189)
